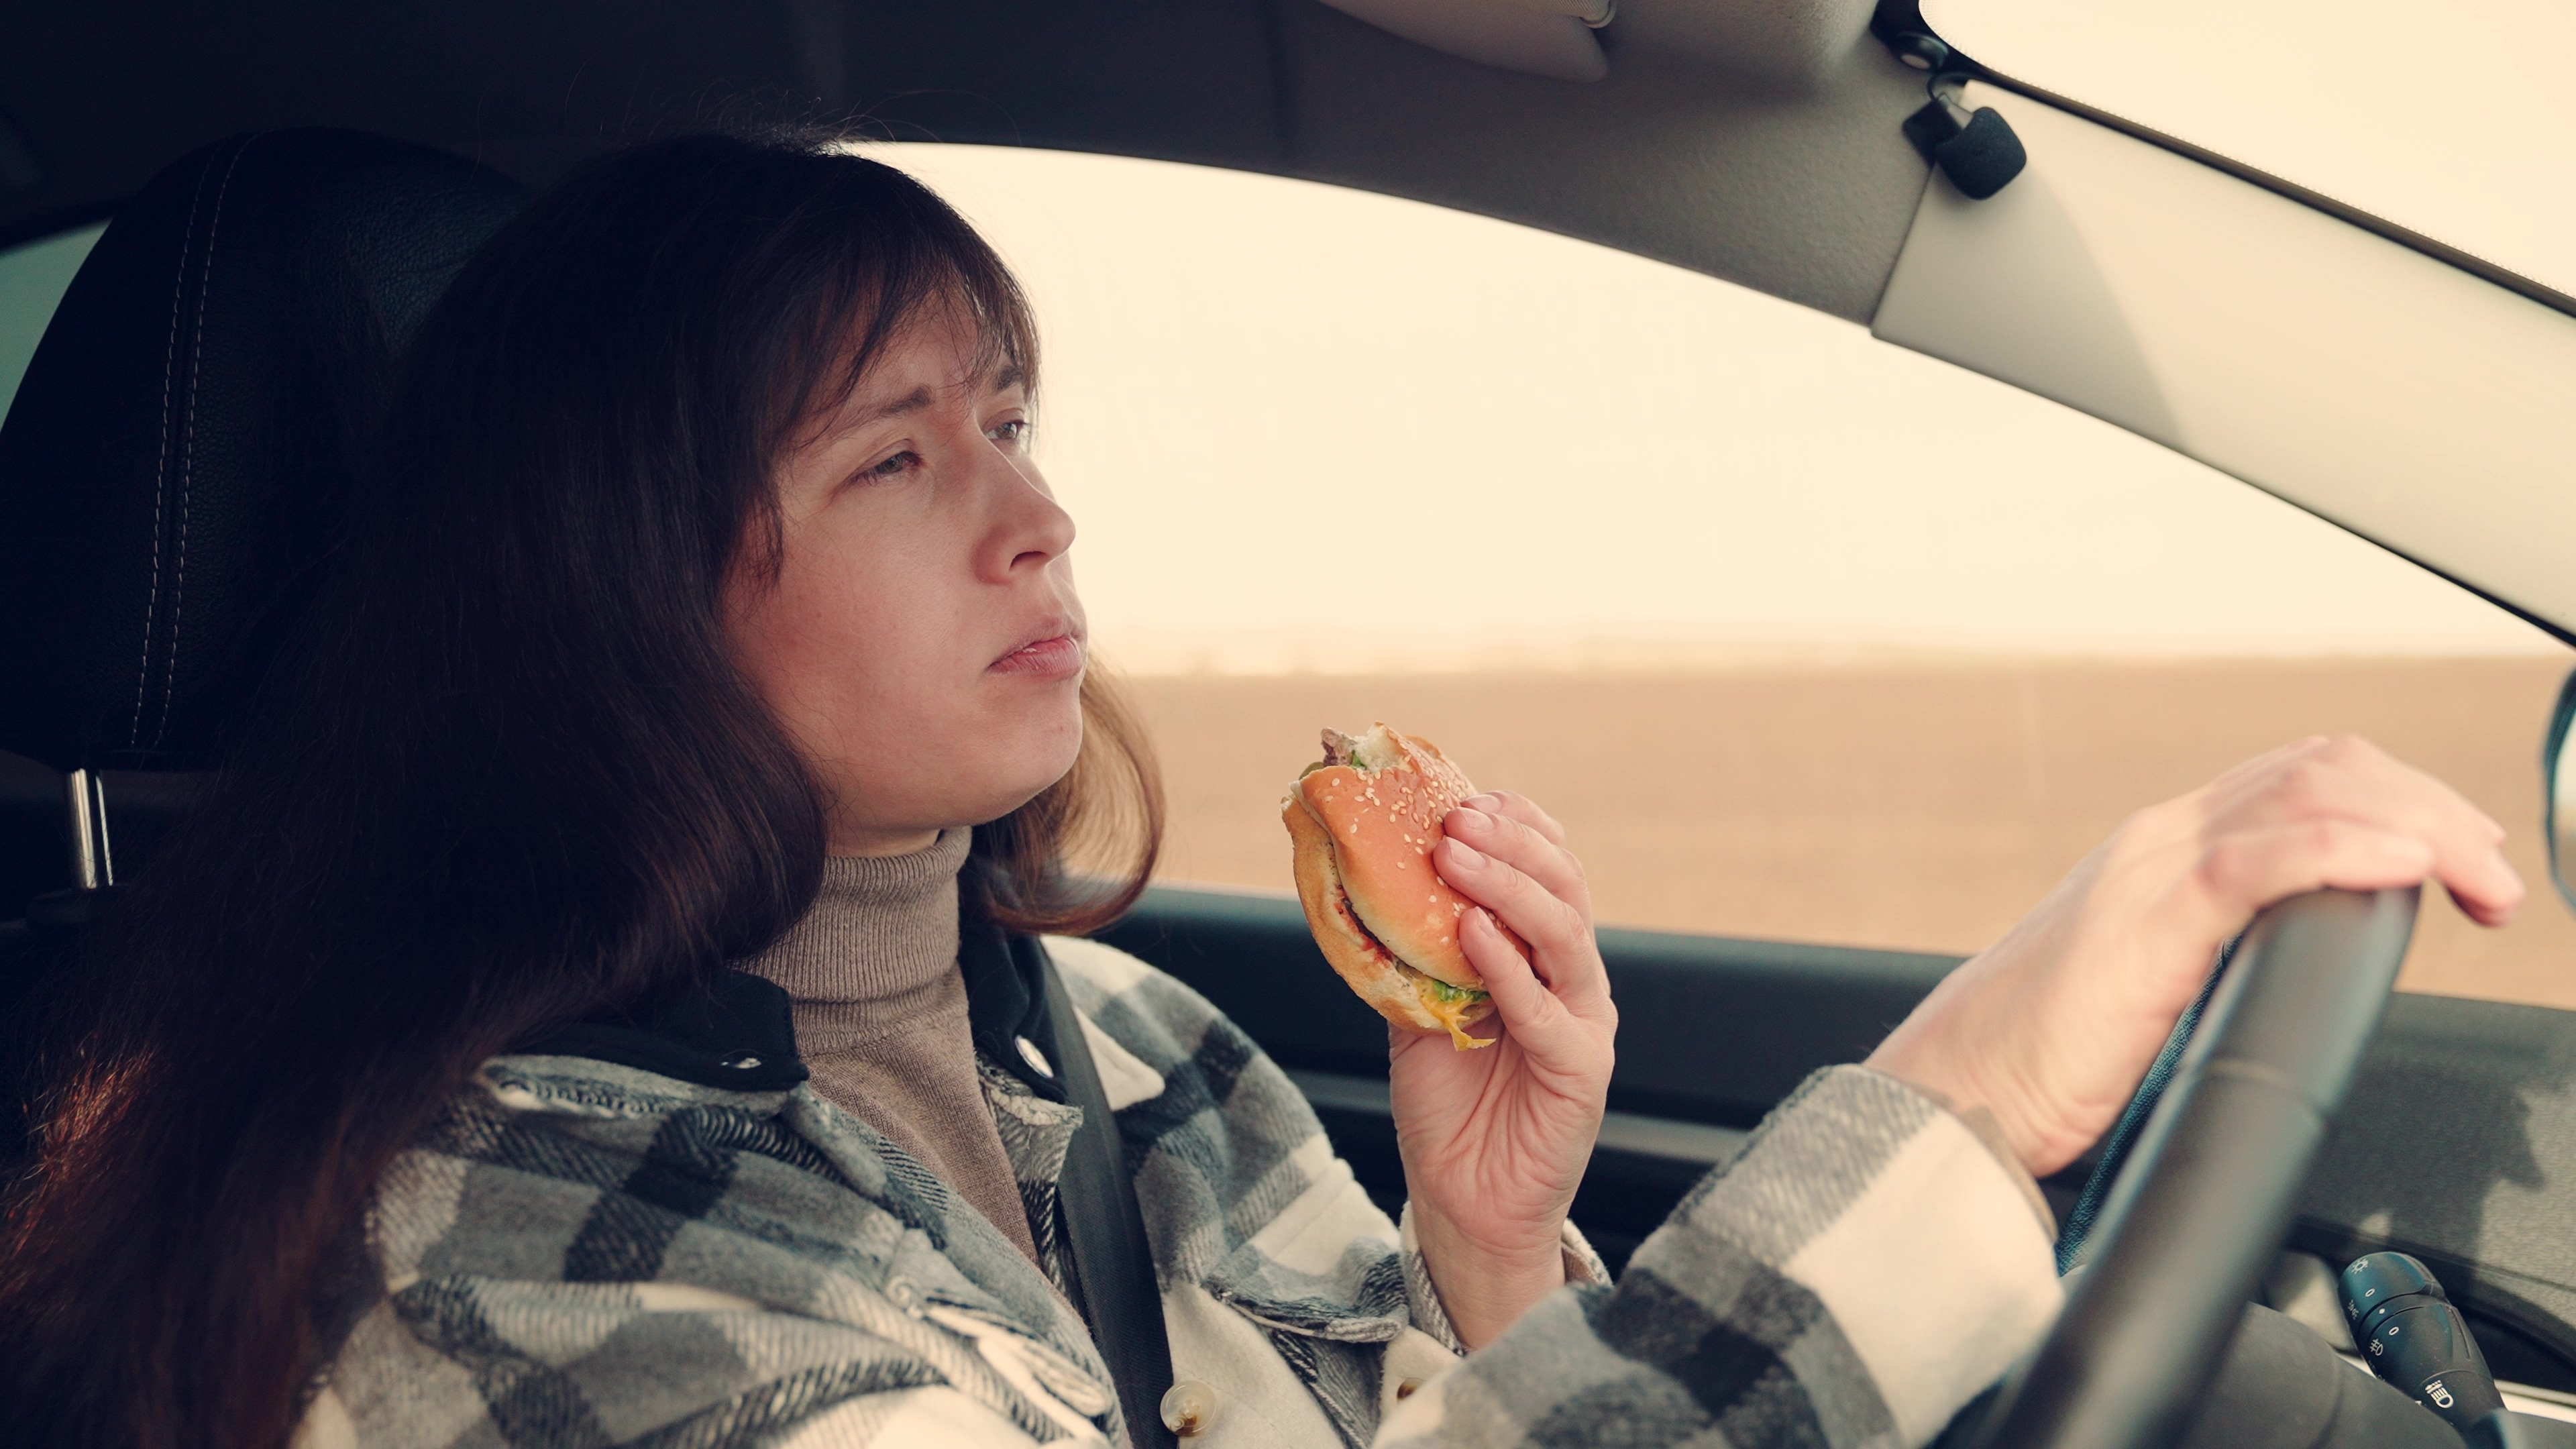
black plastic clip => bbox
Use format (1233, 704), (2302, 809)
(1884, 31), (2027, 200)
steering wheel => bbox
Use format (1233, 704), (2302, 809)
(1964, 885), (2421, 1449)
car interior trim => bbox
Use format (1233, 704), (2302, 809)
(1283, 1066), (1752, 1166)
(1878, 1), (2576, 325)
(1872, 85), (2576, 645)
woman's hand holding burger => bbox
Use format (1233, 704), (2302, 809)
(1392, 791), (1616, 1350)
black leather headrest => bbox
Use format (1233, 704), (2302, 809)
(0, 129), (523, 773)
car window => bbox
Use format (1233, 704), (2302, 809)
(9, 160), (2569, 1012)
(0, 223), (103, 426)
(872, 143), (2576, 1010)
(1923, 0), (2576, 300)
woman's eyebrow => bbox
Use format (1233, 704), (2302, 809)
(837, 366), (1021, 433)
(818, 365), (1024, 447)
(843, 385), (936, 430)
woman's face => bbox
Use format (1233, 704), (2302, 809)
(726, 303), (1085, 856)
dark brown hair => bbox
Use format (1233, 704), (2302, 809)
(0, 132), (1160, 1448)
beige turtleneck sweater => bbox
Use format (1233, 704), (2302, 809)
(739, 828), (1040, 1265)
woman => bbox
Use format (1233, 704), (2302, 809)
(0, 133), (2520, 1449)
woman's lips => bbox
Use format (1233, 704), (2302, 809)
(989, 633), (1085, 679)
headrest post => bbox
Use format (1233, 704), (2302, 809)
(64, 768), (112, 891)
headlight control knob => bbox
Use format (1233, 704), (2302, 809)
(2340, 1251), (2506, 1431)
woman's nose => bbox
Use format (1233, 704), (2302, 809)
(979, 451), (1075, 580)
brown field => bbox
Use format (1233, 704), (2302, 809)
(1124, 655), (2576, 1012)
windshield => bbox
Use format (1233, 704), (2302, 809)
(1922, 0), (2576, 301)
(858, 144), (2576, 1012)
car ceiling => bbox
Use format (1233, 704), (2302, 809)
(0, 0), (1934, 322)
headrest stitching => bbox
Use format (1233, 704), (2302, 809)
(129, 150), (222, 753)
(152, 135), (260, 754)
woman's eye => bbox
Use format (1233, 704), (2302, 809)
(859, 449), (920, 482)
(987, 419), (1030, 448)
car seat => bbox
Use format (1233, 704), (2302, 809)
(0, 129), (524, 1177)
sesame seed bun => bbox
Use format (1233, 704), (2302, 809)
(1281, 724), (1503, 1049)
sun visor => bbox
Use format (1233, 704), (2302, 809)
(1318, 0), (1613, 81)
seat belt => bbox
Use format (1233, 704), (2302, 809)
(1040, 955), (1180, 1449)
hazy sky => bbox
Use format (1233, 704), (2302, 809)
(875, 143), (2557, 673)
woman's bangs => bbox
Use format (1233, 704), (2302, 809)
(800, 175), (1041, 441)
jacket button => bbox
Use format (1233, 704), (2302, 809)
(1160, 1380), (1220, 1437)
(720, 1053), (763, 1071)
(1016, 1035), (1055, 1079)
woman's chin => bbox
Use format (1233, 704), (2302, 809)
(836, 708), (1083, 834)
(959, 742), (1087, 825)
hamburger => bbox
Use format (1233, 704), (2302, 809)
(1281, 723), (1512, 1049)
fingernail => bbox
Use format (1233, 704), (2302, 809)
(1450, 807), (1493, 834)
(1464, 793), (1501, 812)
(1445, 839), (1485, 869)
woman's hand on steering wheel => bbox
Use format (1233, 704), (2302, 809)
(1868, 734), (2524, 1179)
(1390, 790), (1616, 1350)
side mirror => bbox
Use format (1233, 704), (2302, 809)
(2544, 668), (2576, 914)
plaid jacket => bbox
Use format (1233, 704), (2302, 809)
(299, 935), (2059, 1449)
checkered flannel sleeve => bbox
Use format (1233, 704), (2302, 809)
(1377, 1065), (2064, 1449)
